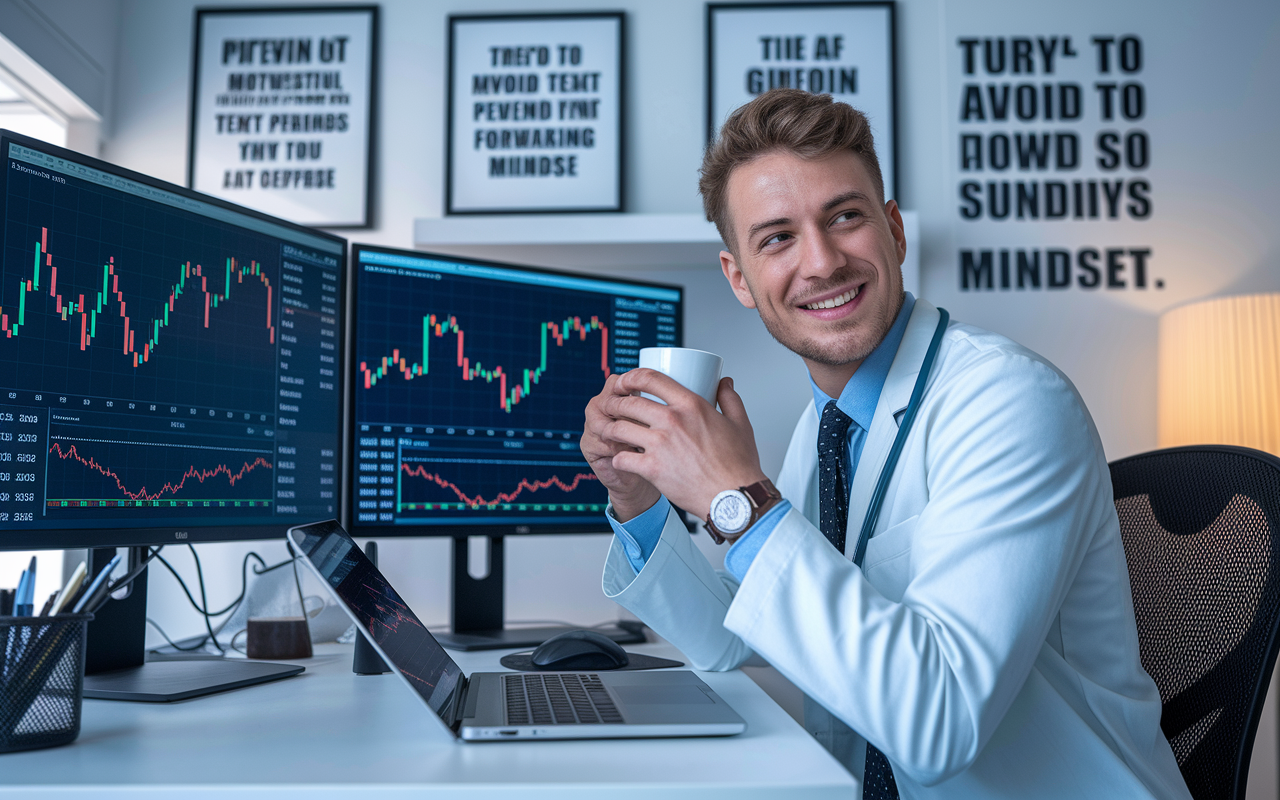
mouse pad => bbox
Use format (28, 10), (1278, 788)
(499, 651), (684, 672)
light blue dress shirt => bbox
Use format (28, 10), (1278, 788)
(608, 293), (916, 581)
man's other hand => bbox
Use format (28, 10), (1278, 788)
(598, 369), (766, 521)
(582, 373), (662, 521)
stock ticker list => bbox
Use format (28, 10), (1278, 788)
(353, 255), (679, 527)
(0, 146), (341, 530)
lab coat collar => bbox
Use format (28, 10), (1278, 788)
(844, 299), (945, 555)
(808, 293), (917, 435)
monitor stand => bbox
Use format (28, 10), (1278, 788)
(81, 547), (304, 702)
(433, 535), (645, 652)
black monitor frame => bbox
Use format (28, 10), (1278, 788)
(0, 129), (349, 700)
(346, 243), (685, 649)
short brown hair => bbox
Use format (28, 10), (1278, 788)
(699, 89), (884, 251)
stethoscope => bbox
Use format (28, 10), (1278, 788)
(850, 307), (950, 568)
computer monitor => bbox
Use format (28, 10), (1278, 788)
(0, 130), (347, 699)
(347, 244), (683, 649)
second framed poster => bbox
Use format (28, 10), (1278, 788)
(708, 2), (897, 200)
(447, 12), (624, 214)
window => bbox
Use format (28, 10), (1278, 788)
(0, 74), (66, 147)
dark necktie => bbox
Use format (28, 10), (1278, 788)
(816, 400), (900, 800)
(817, 401), (853, 554)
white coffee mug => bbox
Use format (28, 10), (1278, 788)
(638, 347), (724, 405)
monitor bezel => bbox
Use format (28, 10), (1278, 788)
(345, 242), (686, 539)
(0, 129), (349, 551)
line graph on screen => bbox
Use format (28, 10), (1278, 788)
(44, 438), (274, 509)
(397, 457), (605, 513)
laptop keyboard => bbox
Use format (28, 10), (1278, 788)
(504, 673), (624, 725)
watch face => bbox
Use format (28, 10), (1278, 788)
(711, 490), (752, 535)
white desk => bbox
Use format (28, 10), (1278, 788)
(2, 640), (856, 798)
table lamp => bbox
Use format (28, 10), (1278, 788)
(1157, 293), (1280, 455)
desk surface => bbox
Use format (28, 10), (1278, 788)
(2, 640), (855, 798)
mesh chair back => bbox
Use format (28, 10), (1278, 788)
(1110, 445), (1280, 800)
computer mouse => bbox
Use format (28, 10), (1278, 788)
(531, 630), (630, 670)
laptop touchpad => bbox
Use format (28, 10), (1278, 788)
(613, 685), (714, 705)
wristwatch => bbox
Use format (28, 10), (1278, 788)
(705, 479), (783, 545)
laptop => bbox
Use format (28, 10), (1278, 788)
(287, 520), (747, 741)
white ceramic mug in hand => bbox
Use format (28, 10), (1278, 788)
(638, 347), (724, 405)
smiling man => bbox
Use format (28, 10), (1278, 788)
(580, 90), (1190, 800)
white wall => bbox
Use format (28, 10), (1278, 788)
(7, 0), (1279, 794)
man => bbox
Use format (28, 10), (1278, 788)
(581, 89), (1191, 799)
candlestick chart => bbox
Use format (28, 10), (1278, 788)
(0, 224), (279, 410)
(360, 312), (609, 413)
(355, 265), (616, 432)
(1, 153), (286, 412)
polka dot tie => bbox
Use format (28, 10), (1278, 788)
(817, 401), (854, 555)
(816, 401), (899, 800)
(863, 742), (900, 800)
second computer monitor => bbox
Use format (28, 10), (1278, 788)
(348, 244), (683, 537)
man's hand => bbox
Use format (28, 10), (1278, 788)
(596, 369), (766, 521)
(582, 373), (662, 521)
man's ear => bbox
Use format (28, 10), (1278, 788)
(720, 249), (757, 309)
(885, 199), (907, 266)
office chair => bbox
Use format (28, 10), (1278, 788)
(1110, 445), (1280, 800)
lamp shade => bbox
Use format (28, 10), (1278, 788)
(1158, 293), (1280, 455)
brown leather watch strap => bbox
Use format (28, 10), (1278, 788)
(706, 478), (783, 545)
(742, 479), (782, 515)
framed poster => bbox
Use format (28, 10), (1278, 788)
(189, 6), (377, 228)
(447, 12), (624, 215)
(708, 2), (897, 200)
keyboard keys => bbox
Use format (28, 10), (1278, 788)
(503, 673), (622, 725)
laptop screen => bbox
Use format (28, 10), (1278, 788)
(290, 520), (465, 720)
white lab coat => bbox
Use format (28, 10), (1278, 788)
(602, 300), (1191, 799)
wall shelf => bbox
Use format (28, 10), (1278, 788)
(413, 213), (723, 270)
(412, 211), (919, 293)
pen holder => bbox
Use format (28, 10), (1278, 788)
(0, 614), (92, 754)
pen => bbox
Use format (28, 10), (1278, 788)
(23, 556), (37, 614)
(48, 561), (87, 616)
(36, 592), (57, 617)
(22, 556), (38, 615)
(14, 564), (32, 616)
(12, 573), (25, 616)
(73, 554), (121, 614)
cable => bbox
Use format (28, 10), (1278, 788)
(105, 546), (164, 597)
(148, 548), (297, 653)
(186, 545), (223, 654)
(206, 552), (295, 618)
(152, 554), (216, 620)
(506, 618), (647, 633)
(145, 617), (211, 652)
(152, 550), (294, 621)
(290, 553), (308, 620)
